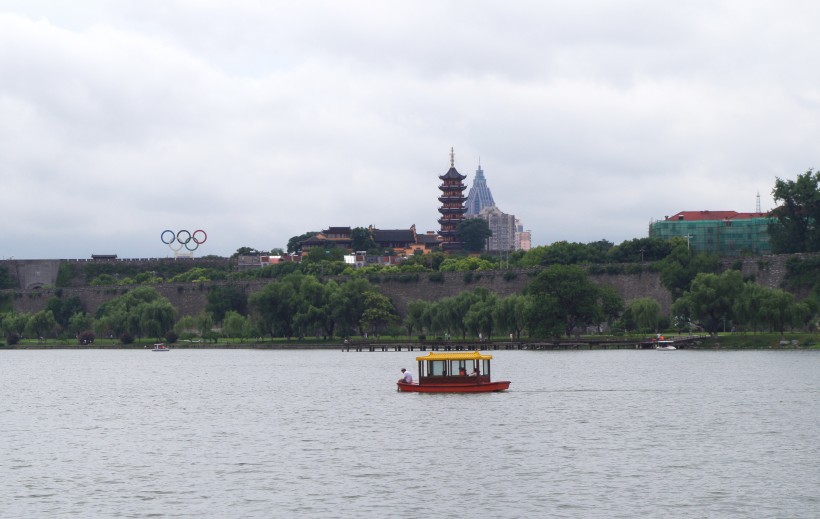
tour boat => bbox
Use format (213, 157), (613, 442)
(152, 343), (170, 352)
(396, 351), (511, 393)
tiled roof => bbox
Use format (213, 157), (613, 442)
(439, 166), (466, 180)
(416, 234), (442, 244)
(374, 229), (415, 242)
(664, 211), (768, 221)
(323, 227), (352, 235)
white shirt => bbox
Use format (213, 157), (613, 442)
(402, 371), (413, 383)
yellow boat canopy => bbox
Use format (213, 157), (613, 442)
(415, 350), (493, 362)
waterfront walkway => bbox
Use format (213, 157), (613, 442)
(341, 335), (707, 352)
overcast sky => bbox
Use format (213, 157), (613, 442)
(2, 1), (818, 259)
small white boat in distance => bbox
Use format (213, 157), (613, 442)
(655, 341), (676, 350)
(152, 343), (170, 352)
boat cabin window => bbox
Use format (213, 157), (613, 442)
(423, 359), (488, 377)
(427, 360), (447, 376)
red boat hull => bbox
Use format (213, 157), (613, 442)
(397, 380), (511, 393)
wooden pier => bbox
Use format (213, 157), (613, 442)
(342, 335), (706, 352)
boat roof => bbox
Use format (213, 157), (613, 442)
(415, 350), (493, 361)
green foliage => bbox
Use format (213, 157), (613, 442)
(626, 297), (662, 334)
(783, 256), (820, 292)
(428, 272), (444, 283)
(606, 237), (672, 263)
(95, 287), (176, 340)
(494, 293), (529, 339)
(68, 312), (94, 337)
(232, 246), (264, 257)
(439, 256), (496, 272)
(359, 291), (399, 336)
(46, 295), (85, 329)
(168, 267), (227, 283)
(56, 263), (74, 287)
(0, 292), (12, 314)
(329, 278), (378, 338)
(672, 270), (746, 335)
(206, 284), (249, 323)
(524, 264), (621, 337)
(248, 273), (377, 339)
(457, 218), (493, 252)
(519, 241), (607, 267)
(351, 227), (377, 252)
(222, 311), (250, 341)
(0, 265), (13, 289)
(402, 251), (447, 271)
(656, 240), (720, 300)
(769, 169), (820, 253)
(249, 278), (298, 338)
(25, 310), (58, 339)
(2, 312), (29, 337)
(287, 232), (318, 254)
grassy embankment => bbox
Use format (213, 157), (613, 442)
(696, 332), (818, 349)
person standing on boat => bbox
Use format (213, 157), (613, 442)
(399, 368), (413, 383)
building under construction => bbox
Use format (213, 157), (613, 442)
(649, 210), (774, 256)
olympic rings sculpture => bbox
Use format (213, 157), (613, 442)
(161, 229), (207, 252)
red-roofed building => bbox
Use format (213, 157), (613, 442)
(650, 210), (774, 256)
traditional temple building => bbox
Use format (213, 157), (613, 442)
(437, 148), (468, 251)
(300, 224), (441, 257)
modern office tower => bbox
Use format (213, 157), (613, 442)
(437, 148), (467, 250)
(465, 162), (496, 216)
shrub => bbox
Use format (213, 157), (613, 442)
(428, 272), (444, 283)
(6, 333), (20, 346)
(165, 330), (178, 344)
(119, 332), (134, 344)
(78, 330), (95, 345)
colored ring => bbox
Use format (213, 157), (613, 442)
(185, 240), (200, 251)
(192, 230), (207, 244)
(169, 241), (184, 252)
(161, 230), (176, 244)
(176, 230), (192, 244)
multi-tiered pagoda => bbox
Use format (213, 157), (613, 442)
(437, 148), (468, 250)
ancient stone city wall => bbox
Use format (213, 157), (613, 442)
(3, 253), (812, 319)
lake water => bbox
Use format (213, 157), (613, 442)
(1, 348), (818, 518)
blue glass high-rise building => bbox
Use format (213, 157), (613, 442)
(465, 163), (496, 216)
